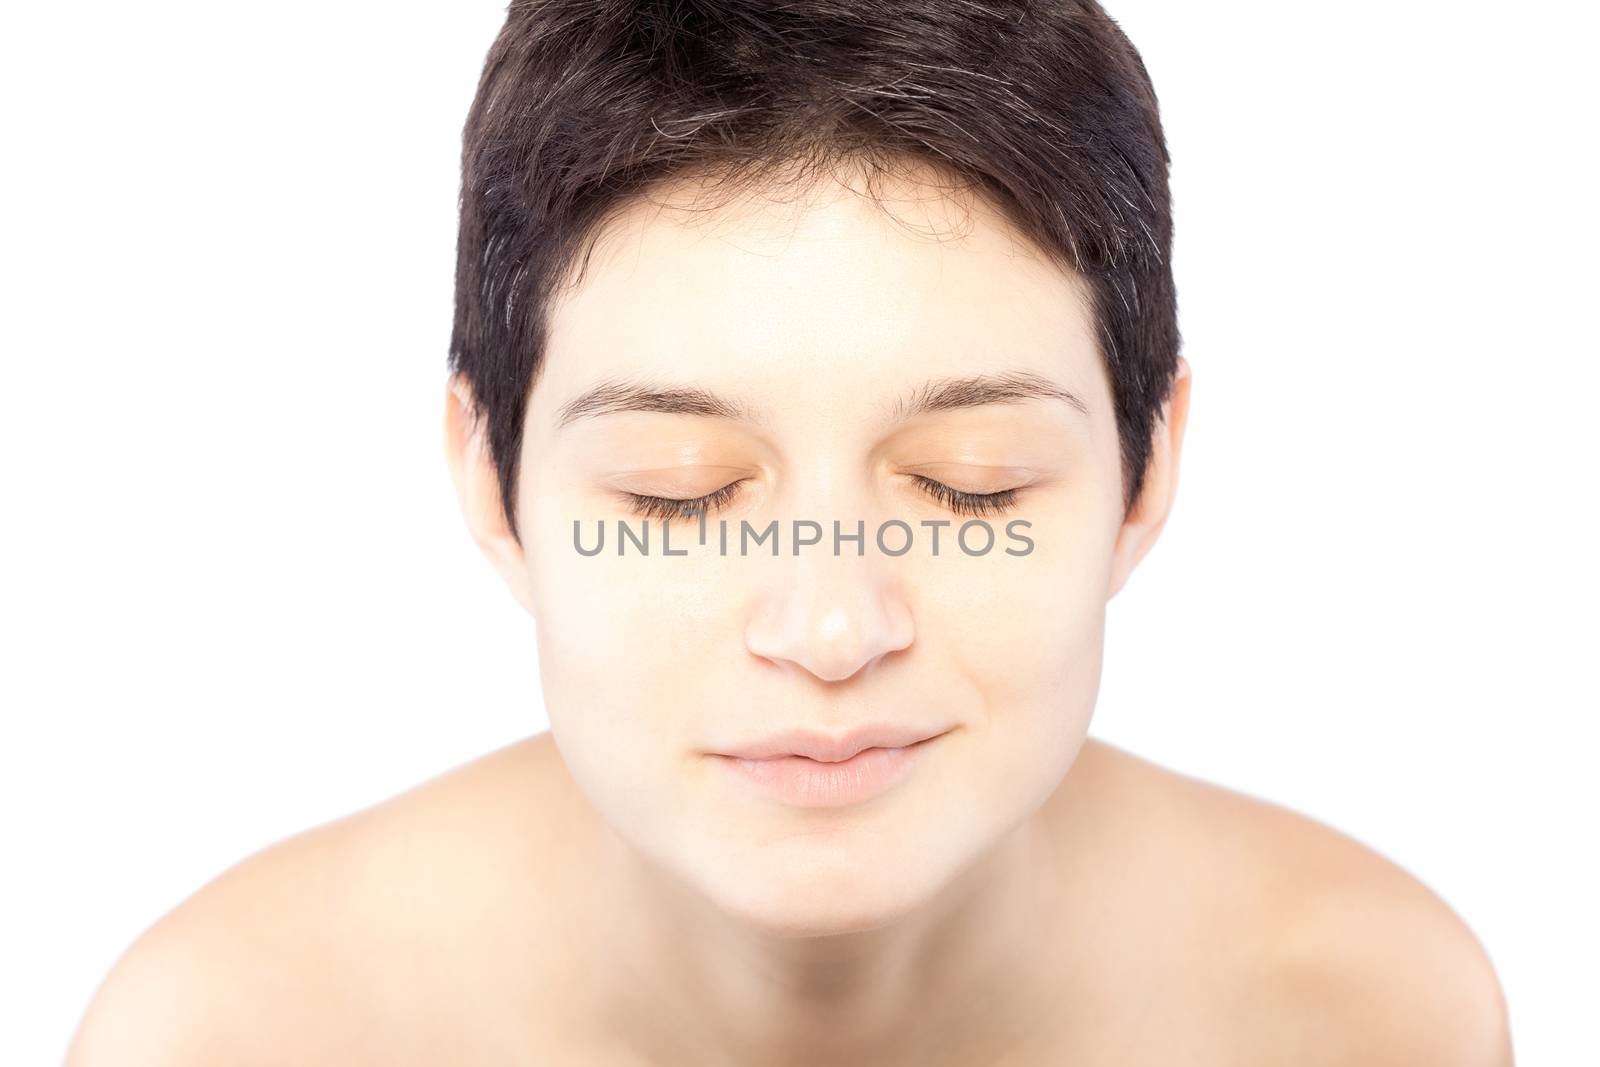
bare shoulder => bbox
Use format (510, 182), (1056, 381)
(65, 733), (575, 1067)
(1071, 739), (1513, 1066)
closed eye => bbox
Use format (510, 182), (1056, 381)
(906, 474), (1021, 517)
(620, 480), (747, 522)
(619, 475), (1023, 521)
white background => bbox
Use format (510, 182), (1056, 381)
(3, 2), (1595, 1062)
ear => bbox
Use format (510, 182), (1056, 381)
(1107, 356), (1192, 600)
(443, 373), (535, 616)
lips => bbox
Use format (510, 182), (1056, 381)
(716, 723), (947, 763)
(714, 730), (947, 807)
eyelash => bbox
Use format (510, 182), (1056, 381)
(620, 475), (1021, 521)
(908, 474), (1021, 517)
(621, 480), (747, 522)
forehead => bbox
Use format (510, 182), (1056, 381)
(533, 164), (1105, 427)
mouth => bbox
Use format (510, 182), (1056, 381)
(713, 731), (948, 808)
(715, 722), (949, 763)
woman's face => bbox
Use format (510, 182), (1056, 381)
(483, 165), (1164, 936)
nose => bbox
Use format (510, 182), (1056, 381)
(743, 543), (916, 683)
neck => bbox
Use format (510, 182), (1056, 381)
(577, 807), (1072, 1067)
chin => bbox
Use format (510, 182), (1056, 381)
(697, 843), (947, 939)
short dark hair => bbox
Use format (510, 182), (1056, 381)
(449, 0), (1180, 543)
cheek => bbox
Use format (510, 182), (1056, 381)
(922, 507), (1116, 778)
(523, 513), (742, 820)
(531, 528), (737, 690)
(529, 553), (694, 734)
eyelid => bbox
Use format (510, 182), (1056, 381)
(614, 471), (1031, 521)
(619, 479), (749, 522)
(898, 462), (1045, 487)
(906, 473), (1023, 518)
(608, 465), (756, 496)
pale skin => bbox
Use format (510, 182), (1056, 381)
(67, 161), (1513, 1066)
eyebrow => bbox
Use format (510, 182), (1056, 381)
(889, 370), (1090, 422)
(555, 379), (764, 429)
(553, 370), (1088, 430)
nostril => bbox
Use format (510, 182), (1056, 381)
(743, 573), (915, 683)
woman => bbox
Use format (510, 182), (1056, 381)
(68, 1), (1511, 1063)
